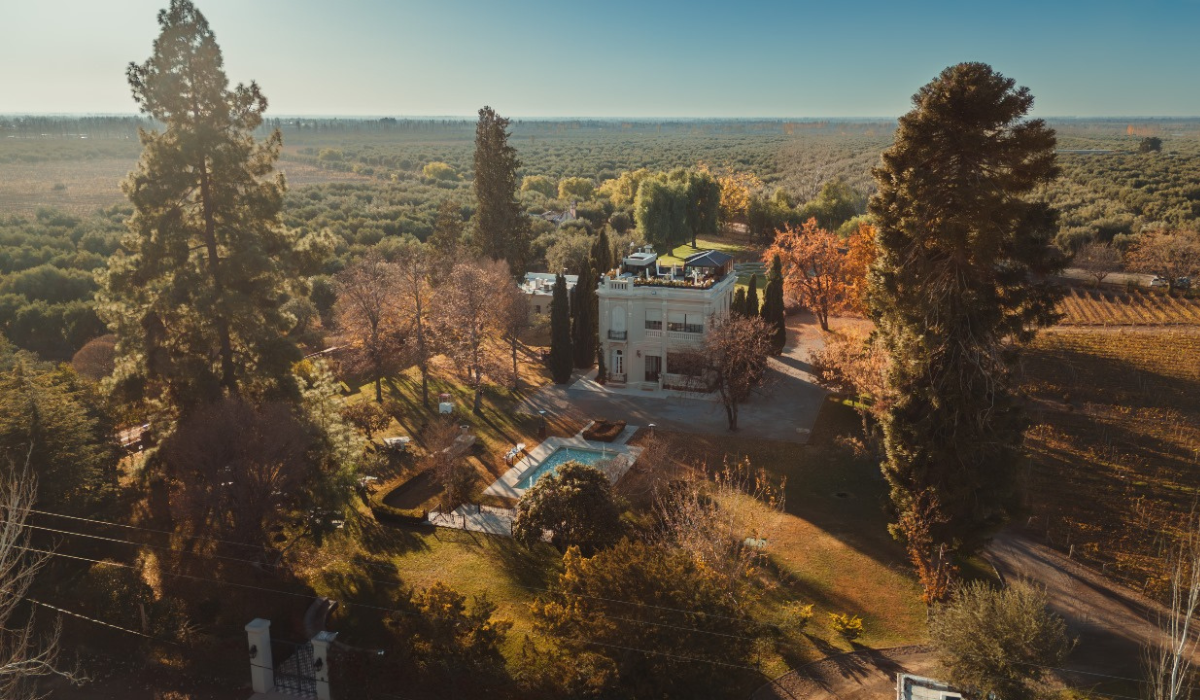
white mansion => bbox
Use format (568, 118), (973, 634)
(598, 245), (736, 390)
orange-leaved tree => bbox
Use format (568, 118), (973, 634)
(764, 218), (874, 330)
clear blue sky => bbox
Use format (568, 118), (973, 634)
(1, 0), (1196, 118)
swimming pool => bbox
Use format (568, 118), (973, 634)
(516, 447), (609, 490)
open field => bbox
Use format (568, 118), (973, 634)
(1020, 328), (1200, 595)
(0, 156), (372, 216)
(1057, 285), (1200, 326)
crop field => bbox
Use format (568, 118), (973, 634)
(1057, 285), (1200, 326)
(1020, 328), (1200, 594)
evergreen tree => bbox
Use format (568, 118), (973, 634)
(595, 341), (608, 384)
(99, 0), (306, 412)
(549, 274), (573, 384)
(760, 255), (787, 355)
(591, 227), (614, 276)
(869, 63), (1065, 547)
(732, 288), (747, 316)
(571, 263), (597, 369)
(745, 274), (760, 317)
(474, 107), (530, 276)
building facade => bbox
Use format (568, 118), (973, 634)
(597, 246), (736, 390)
(520, 272), (577, 317)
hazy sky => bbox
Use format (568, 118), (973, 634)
(1, 0), (1196, 118)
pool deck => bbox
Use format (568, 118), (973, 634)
(482, 427), (643, 499)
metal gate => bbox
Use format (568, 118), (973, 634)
(273, 639), (317, 699)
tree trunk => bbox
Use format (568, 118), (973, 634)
(473, 386), (484, 415)
(375, 375), (383, 403)
(511, 340), (520, 390)
(416, 297), (429, 407)
(197, 158), (236, 394)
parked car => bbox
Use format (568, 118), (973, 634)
(1176, 276), (1192, 290)
(1151, 276), (1169, 288)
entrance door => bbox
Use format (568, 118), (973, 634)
(645, 355), (662, 382)
(612, 350), (624, 377)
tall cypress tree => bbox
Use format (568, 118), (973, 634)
(869, 63), (1064, 547)
(732, 288), (747, 316)
(571, 263), (597, 369)
(760, 255), (786, 355)
(745, 274), (760, 317)
(549, 273), (573, 384)
(474, 107), (530, 276)
(100, 0), (304, 413)
(591, 226), (614, 276)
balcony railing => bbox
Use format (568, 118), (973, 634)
(607, 330), (627, 340)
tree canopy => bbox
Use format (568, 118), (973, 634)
(474, 106), (530, 276)
(99, 0), (312, 413)
(869, 62), (1066, 548)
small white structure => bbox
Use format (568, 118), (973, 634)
(598, 245), (736, 390)
(520, 272), (578, 316)
(382, 436), (411, 451)
(896, 674), (962, 700)
(438, 392), (453, 415)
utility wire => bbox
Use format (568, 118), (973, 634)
(17, 518), (764, 642)
(29, 508), (271, 552)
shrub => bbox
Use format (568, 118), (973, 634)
(782, 602), (814, 634)
(828, 612), (863, 639)
(422, 161), (459, 181)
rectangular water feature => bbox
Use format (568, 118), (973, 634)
(516, 447), (610, 490)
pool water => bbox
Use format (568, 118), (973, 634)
(516, 447), (609, 490)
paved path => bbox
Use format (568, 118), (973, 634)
(519, 317), (827, 444)
(984, 529), (1178, 675)
(752, 646), (937, 700)
(428, 505), (516, 536)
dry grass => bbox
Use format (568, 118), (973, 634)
(625, 425), (927, 670)
(1020, 328), (1200, 596)
(1057, 285), (1200, 327)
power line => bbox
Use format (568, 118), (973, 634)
(10, 520), (277, 569)
(18, 516), (766, 643)
(29, 508), (271, 552)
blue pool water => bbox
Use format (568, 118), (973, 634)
(516, 447), (608, 489)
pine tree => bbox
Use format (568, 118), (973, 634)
(869, 63), (1065, 547)
(571, 263), (596, 369)
(591, 227), (614, 276)
(99, 0), (305, 413)
(745, 274), (760, 317)
(595, 341), (608, 384)
(549, 274), (573, 384)
(760, 255), (787, 355)
(474, 107), (530, 276)
(732, 288), (747, 316)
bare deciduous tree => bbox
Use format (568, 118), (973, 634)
(499, 286), (531, 390)
(1128, 229), (1200, 292)
(0, 457), (80, 699)
(334, 250), (408, 403)
(431, 259), (510, 415)
(423, 417), (476, 511)
(701, 314), (772, 431)
(1073, 240), (1123, 286)
(652, 456), (784, 600)
(394, 242), (434, 407)
(1146, 521), (1200, 700)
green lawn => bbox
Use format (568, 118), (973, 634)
(299, 359), (927, 679)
